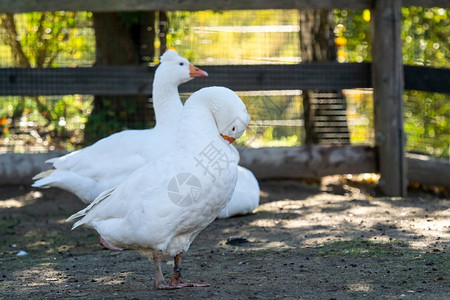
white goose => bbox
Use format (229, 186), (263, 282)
(33, 50), (259, 219)
(217, 166), (260, 219)
(68, 86), (251, 290)
(32, 50), (208, 203)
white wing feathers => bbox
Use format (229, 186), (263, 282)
(67, 187), (116, 229)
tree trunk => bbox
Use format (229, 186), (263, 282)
(299, 9), (350, 145)
(0, 13), (31, 68)
(84, 12), (157, 144)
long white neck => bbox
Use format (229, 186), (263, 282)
(152, 76), (184, 129)
(175, 100), (219, 153)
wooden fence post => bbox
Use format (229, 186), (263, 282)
(371, 0), (407, 196)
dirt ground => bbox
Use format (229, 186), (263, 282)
(1, 177), (449, 299)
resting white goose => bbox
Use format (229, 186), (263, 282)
(67, 86), (250, 290)
(217, 166), (259, 219)
(33, 50), (259, 219)
(32, 50), (208, 203)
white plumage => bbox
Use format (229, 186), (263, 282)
(32, 50), (206, 203)
(217, 166), (260, 218)
(68, 86), (251, 289)
(32, 50), (259, 218)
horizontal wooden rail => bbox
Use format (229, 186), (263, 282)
(404, 65), (450, 94)
(1, 147), (449, 189)
(0, 0), (448, 13)
(237, 145), (450, 189)
(1, 63), (448, 96)
(0, 63), (371, 96)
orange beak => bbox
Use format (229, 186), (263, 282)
(221, 134), (235, 144)
(189, 64), (208, 77)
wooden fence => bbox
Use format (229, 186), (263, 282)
(1, 0), (449, 196)
(1, 64), (448, 96)
(0, 0), (449, 12)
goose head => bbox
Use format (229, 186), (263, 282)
(155, 50), (208, 86)
(189, 86), (251, 144)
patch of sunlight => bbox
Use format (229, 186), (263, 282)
(0, 191), (42, 208)
(91, 276), (125, 284)
(346, 173), (380, 184)
(44, 244), (74, 255)
(94, 272), (145, 287)
(346, 282), (373, 292)
(246, 134), (299, 148)
(29, 240), (50, 248)
(237, 90), (302, 97)
(348, 206), (375, 216)
(251, 119), (303, 126)
(343, 88), (373, 96)
(262, 241), (293, 249)
(216, 239), (292, 251)
(13, 267), (69, 287)
(283, 220), (320, 230)
(0, 199), (25, 208)
(412, 219), (450, 233)
(248, 217), (287, 229)
(23, 229), (41, 238)
(55, 218), (71, 224)
(194, 25), (300, 33)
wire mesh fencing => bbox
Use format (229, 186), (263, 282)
(0, 10), (448, 159)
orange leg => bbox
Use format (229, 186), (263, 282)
(156, 253), (209, 289)
(152, 251), (169, 290)
(169, 253), (183, 285)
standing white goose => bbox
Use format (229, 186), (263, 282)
(33, 50), (259, 219)
(67, 86), (251, 289)
(32, 50), (208, 203)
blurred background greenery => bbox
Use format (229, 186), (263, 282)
(0, 8), (448, 159)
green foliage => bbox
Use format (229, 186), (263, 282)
(0, 95), (92, 152)
(334, 9), (371, 63)
(402, 7), (449, 67)
(404, 91), (449, 158)
(344, 90), (374, 144)
(401, 8), (449, 158)
(82, 96), (151, 145)
(236, 126), (300, 148)
(83, 107), (128, 145)
(0, 9), (448, 157)
(166, 10), (300, 64)
(166, 12), (190, 50)
(0, 12), (94, 152)
(335, 8), (449, 159)
(3, 12), (94, 67)
(334, 7), (450, 68)
(234, 93), (303, 147)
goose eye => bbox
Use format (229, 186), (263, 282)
(179, 62), (184, 66)
(232, 126), (236, 132)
